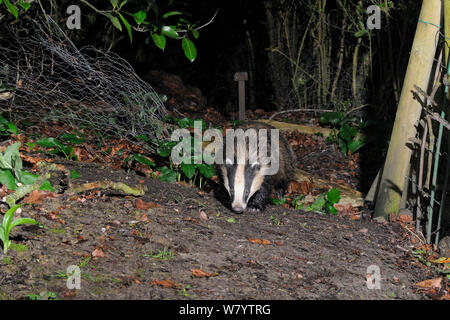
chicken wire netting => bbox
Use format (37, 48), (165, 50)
(0, 14), (168, 149)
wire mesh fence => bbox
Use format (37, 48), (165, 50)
(0, 13), (167, 150)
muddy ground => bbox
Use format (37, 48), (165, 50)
(0, 161), (432, 300)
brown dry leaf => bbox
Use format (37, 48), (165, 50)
(399, 214), (413, 223)
(23, 190), (57, 204)
(415, 277), (442, 290)
(135, 198), (162, 210)
(191, 268), (216, 278)
(300, 181), (313, 194)
(152, 279), (176, 288)
(248, 238), (271, 245)
(92, 248), (105, 258)
(287, 181), (301, 194)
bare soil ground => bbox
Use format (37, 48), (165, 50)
(0, 161), (430, 300)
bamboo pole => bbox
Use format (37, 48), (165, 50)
(374, 0), (441, 220)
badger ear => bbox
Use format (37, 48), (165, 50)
(225, 158), (233, 165)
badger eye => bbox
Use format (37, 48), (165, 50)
(244, 189), (250, 197)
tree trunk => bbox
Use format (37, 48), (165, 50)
(374, 0), (441, 220)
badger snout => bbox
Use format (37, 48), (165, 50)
(231, 205), (245, 213)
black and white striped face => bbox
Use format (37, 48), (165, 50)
(220, 159), (266, 213)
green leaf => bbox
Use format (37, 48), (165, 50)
(326, 203), (338, 215)
(39, 180), (54, 192)
(347, 138), (365, 153)
(157, 166), (177, 183)
(162, 11), (183, 19)
(306, 194), (326, 212)
(182, 38), (197, 62)
(9, 217), (38, 234)
(226, 217), (236, 223)
(132, 154), (155, 167)
(0, 225), (6, 243)
(197, 164), (216, 179)
(118, 13), (133, 43)
(71, 170), (81, 180)
(60, 133), (85, 144)
(326, 188), (341, 205)
(18, 0), (31, 10)
(133, 10), (146, 24)
(20, 171), (37, 185)
(161, 25), (180, 39)
(7, 122), (18, 134)
(0, 142), (20, 170)
(109, 0), (118, 9)
(338, 138), (347, 154)
(3, 205), (21, 232)
(119, 0), (128, 9)
(4, 0), (18, 19)
(106, 13), (122, 31)
(151, 32), (166, 50)
(191, 29), (199, 39)
(320, 112), (344, 125)
(36, 137), (64, 149)
(339, 124), (358, 141)
(181, 163), (196, 179)
(0, 169), (17, 190)
(354, 29), (367, 38)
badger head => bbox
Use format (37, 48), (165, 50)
(220, 158), (266, 213)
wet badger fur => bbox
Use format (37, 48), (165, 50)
(217, 121), (296, 213)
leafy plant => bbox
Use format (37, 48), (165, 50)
(305, 188), (341, 215)
(0, 205), (39, 254)
(143, 246), (174, 261)
(0, 114), (18, 135)
(320, 112), (366, 154)
(292, 194), (305, 210)
(271, 197), (287, 206)
(152, 117), (216, 188)
(83, 0), (203, 62)
(36, 137), (77, 161)
(1, 0), (31, 19)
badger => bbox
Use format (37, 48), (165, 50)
(216, 121), (296, 213)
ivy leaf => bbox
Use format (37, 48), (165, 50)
(348, 138), (365, 153)
(151, 32), (166, 50)
(182, 38), (197, 62)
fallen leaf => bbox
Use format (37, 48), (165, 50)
(152, 279), (176, 288)
(92, 248), (105, 258)
(191, 268), (216, 278)
(23, 190), (58, 204)
(415, 277), (442, 290)
(248, 238), (271, 245)
(136, 198), (162, 210)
